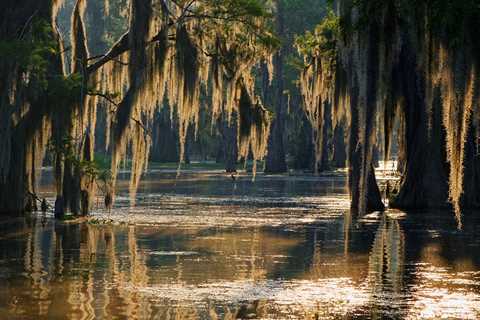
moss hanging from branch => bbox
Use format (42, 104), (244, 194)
(0, 0), (67, 213)
(109, 0), (154, 201)
(296, 11), (339, 174)
(169, 25), (201, 171)
(238, 80), (271, 179)
(0, 0), (278, 215)
(298, 0), (480, 220)
(101, 0), (277, 194)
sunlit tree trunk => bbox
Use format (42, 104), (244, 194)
(347, 86), (384, 214)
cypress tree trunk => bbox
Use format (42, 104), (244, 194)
(218, 115), (238, 173)
(347, 87), (384, 214)
(332, 123), (346, 168)
(320, 101), (332, 172)
(390, 44), (450, 209)
(264, 0), (287, 174)
(0, 0), (63, 214)
(461, 123), (480, 208)
(295, 115), (315, 171)
(150, 109), (179, 162)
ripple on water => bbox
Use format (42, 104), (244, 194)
(6, 171), (480, 319)
(92, 194), (350, 228)
(124, 278), (370, 318)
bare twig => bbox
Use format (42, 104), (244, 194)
(88, 91), (119, 106)
(18, 10), (38, 39)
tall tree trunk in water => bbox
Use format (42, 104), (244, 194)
(54, 0), (96, 218)
(390, 46), (449, 209)
(341, 14), (384, 215)
(311, 100), (332, 173)
(390, 32), (480, 211)
(319, 101), (332, 172)
(264, 0), (287, 174)
(296, 2), (384, 213)
(150, 109), (179, 162)
(347, 85), (384, 215)
(287, 91), (315, 170)
(332, 123), (346, 168)
(0, 0), (63, 214)
(219, 114), (238, 172)
(293, 114), (315, 171)
(299, 0), (480, 218)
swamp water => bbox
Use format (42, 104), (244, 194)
(1, 170), (480, 319)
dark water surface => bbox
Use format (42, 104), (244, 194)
(1, 171), (480, 319)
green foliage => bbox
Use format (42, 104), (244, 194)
(340, 0), (480, 48)
(47, 135), (110, 184)
(0, 17), (86, 108)
(0, 19), (58, 89)
(201, 0), (270, 18)
(295, 10), (339, 62)
(48, 73), (84, 106)
(425, 0), (480, 47)
(102, 0), (129, 48)
(59, 214), (76, 221)
(194, 0), (280, 56)
(225, 0), (269, 17)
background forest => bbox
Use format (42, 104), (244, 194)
(56, 0), (328, 171)
(2, 1), (480, 319)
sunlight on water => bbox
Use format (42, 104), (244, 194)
(1, 171), (480, 319)
(126, 278), (369, 319)
(93, 193), (349, 228)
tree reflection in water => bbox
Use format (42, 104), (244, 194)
(366, 216), (406, 317)
(1, 208), (480, 319)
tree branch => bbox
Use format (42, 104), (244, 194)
(88, 91), (119, 106)
(87, 32), (130, 74)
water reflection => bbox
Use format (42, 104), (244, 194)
(1, 174), (480, 319)
(366, 216), (406, 317)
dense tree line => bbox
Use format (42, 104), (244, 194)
(2, 0), (477, 225)
(298, 0), (480, 225)
(0, 0), (277, 216)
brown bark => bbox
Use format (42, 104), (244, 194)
(390, 42), (450, 209)
(0, 0), (63, 214)
(150, 109), (179, 163)
(218, 114), (238, 173)
(264, 0), (287, 174)
(347, 89), (384, 215)
(332, 123), (346, 168)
